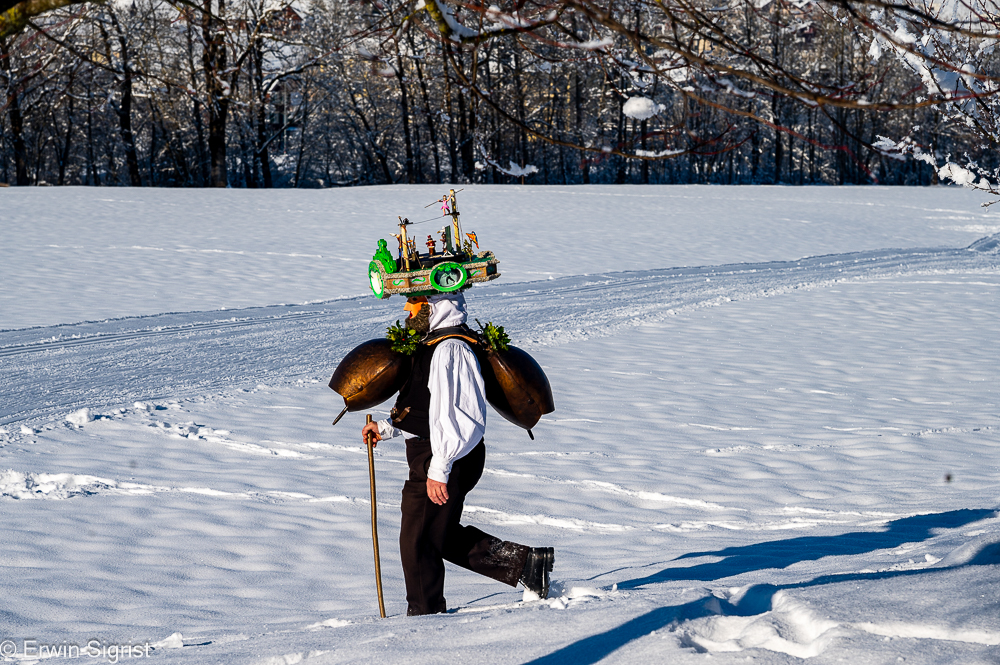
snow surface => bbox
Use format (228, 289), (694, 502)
(2, 185), (1000, 664)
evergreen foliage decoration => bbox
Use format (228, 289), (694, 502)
(476, 319), (511, 352)
(387, 321), (420, 355)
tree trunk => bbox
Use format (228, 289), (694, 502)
(348, 87), (392, 183)
(106, 12), (141, 186)
(239, 123), (253, 187)
(410, 34), (440, 184)
(615, 89), (626, 184)
(640, 118), (649, 184)
(442, 42), (457, 182)
(456, 80), (473, 182)
(574, 68), (589, 184)
(394, 47), (414, 183)
(57, 90), (73, 185)
(773, 130), (783, 184)
(202, 0), (228, 187)
(117, 66), (141, 186)
(85, 71), (99, 185)
(293, 86), (310, 187)
(512, 50), (527, 167)
(1, 37), (28, 185)
(252, 39), (272, 187)
(770, 0), (783, 185)
(184, 18), (210, 185)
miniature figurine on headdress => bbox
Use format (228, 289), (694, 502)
(406, 237), (422, 270)
(373, 239), (396, 274)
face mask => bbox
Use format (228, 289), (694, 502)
(405, 301), (431, 335)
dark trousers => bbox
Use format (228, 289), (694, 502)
(400, 438), (529, 616)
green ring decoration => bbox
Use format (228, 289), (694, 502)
(368, 261), (386, 298)
(430, 262), (469, 293)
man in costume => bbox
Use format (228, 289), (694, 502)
(361, 292), (554, 616)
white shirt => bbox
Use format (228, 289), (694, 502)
(377, 338), (487, 483)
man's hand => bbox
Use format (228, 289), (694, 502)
(427, 479), (449, 505)
(361, 421), (381, 447)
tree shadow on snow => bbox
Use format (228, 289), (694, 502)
(522, 508), (998, 665)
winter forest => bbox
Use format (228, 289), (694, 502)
(1, 0), (999, 189)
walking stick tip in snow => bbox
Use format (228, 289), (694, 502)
(365, 414), (387, 619)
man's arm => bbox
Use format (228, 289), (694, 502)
(426, 339), (487, 502)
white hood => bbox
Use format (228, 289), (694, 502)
(427, 292), (468, 331)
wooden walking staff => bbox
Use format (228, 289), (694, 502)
(364, 414), (387, 618)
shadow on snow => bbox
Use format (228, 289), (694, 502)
(523, 508), (998, 665)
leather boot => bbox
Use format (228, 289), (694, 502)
(520, 547), (554, 598)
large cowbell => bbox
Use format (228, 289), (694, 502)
(328, 339), (555, 434)
(477, 346), (555, 434)
(328, 339), (408, 419)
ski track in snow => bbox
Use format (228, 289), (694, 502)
(2, 240), (997, 427)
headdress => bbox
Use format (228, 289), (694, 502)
(367, 190), (500, 299)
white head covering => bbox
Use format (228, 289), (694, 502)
(427, 292), (468, 331)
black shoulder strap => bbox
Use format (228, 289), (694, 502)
(419, 324), (483, 348)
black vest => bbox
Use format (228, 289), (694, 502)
(391, 326), (482, 439)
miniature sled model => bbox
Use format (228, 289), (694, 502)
(367, 189), (501, 299)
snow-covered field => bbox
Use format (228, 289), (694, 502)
(2, 185), (1000, 664)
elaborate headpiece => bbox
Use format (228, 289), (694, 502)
(332, 193), (553, 437)
(367, 190), (500, 299)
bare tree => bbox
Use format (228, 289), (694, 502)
(1, 0), (995, 188)
(374, 0), (999, 183)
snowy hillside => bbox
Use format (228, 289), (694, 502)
(2, 185), (1000, 664)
